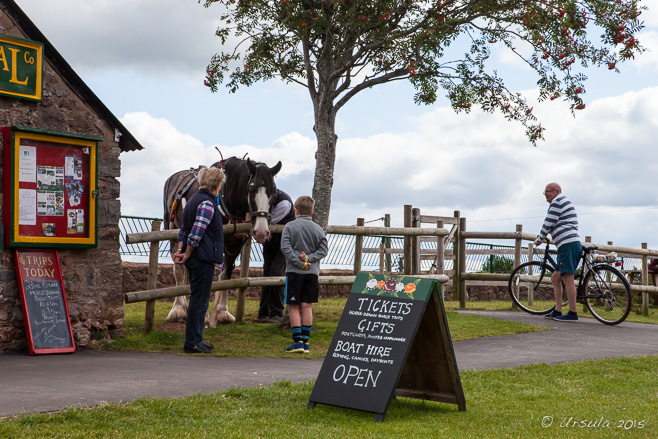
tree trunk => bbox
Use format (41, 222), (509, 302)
(311, 101), (337, 230)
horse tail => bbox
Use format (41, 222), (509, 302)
(163, 172), (176, 229)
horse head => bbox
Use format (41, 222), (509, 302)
(246, 158), (282, 243)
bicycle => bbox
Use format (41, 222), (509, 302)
(508, 241), (632, 325)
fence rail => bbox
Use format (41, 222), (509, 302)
(121, 216), (619, 272)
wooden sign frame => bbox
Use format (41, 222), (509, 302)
(308, 273), (466, 421)
(2, 126), (100, 248)
(14, 248), (75, 355)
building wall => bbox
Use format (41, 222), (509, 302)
(0, 10), (125, 350)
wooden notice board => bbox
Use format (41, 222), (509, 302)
(2, 126), (100, 248)
(14, 249), (75, 355)
(308, 272), (465, 421)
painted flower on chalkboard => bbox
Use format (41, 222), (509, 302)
(382, 278), (398, 293)
(363, 274), (421, 300)
(366, 279), (379, 290)
(404, 283), (417, 295)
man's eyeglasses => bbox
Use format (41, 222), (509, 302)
(543, 189), (557, 195)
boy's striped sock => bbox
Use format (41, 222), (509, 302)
(291, 326), (302, 343)
(301, 325), (311, 344)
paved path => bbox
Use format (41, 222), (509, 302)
(2, 311), (658, 418)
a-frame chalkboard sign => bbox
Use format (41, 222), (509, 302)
(308, 272), (465, 421)
(14, 249), (75, 355)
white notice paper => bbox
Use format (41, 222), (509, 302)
(19, 188), (37, 225)
(19, 145), (37, 183)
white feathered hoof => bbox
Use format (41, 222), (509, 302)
(208, 310), (236, 328)
(217, 310), (236, 325)
(166, 304), (188, 323)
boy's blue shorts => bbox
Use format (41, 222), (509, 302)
(557, 241), (582, 274)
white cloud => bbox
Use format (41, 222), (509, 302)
(118, 112), (214, 218)
(15, 0), (220, 79)
(635, 30), (658, 71)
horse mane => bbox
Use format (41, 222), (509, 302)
(216, 157), (276, 192)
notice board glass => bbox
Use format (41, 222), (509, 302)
(2, 127), (100, 247)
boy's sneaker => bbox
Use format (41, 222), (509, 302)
(544, 310), (562, 319)
(303, 342), (310, 354)
(286, 341), (305, 353)
(554, 313), (578, 322)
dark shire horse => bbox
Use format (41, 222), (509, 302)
(163, 156), (282, 326)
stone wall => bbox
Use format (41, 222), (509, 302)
(0, 10), (126, 351)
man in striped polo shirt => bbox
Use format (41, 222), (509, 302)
(535, 182), (582, 322)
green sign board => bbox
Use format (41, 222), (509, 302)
(0, 34), (43, 101)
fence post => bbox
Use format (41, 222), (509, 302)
(489, 244), (494, 273)
(450, 210), (460, 301)
(458, 217), (467, 309)
(509, 225), (522, 311)
(353, 218), (364, 274)
(436, 220), (444, 275)
(384, 214), (392, 273)
(379, 237), (385, 273)
(527, 242), (534, 263)
(513, 225), (523, 268)
(412, 207), (421, 274)
(144, 220), (161, 334)
(642, 243), (649, 316)
(403, 205), (412, 275)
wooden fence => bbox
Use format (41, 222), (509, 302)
(125, 220), (449, 332)
(125, 206), (658, 332)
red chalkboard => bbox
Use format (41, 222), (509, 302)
(14, 249), (75, 355)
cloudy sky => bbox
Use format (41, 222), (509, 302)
(15, 0), (658, 250)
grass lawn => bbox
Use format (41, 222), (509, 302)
(1, 355), (656, 438)
(105, 297), (548, 357)
(443, 299), (658, 324)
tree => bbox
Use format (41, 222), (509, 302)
(200, 0), (646, 229)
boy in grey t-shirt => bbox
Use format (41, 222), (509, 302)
(280, 196), (328, 353)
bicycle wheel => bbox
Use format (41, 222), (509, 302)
(508, 261), (558, 314)
(583, 265), (632, 325)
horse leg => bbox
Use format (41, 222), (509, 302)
(208, 289), (235, 327)
(207, 258), (236, 327)
(166, 261), (189, 323)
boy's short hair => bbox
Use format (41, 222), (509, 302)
(294, 196), (315, 216)
(198, 167), (225, 191)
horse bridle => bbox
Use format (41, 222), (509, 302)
(247, 178), (275, 224)
(217, 163), (275, 236)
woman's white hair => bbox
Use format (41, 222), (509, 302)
(198, 167), (225, 191)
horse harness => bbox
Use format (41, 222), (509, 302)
(169, 167), (204, 223)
